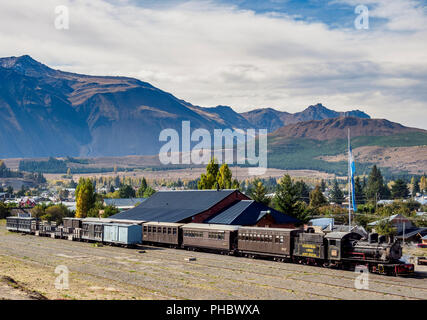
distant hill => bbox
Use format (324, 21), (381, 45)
(0, 55), (371, 158)
(241, 103), (370, 132)
(268, 117), (427, 175)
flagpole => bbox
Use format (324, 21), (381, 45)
(348, 128), (351, 231)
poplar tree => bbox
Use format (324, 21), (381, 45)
(75, 178), (96, 218)
(137, 177), (148, 197)
(217, 164), (233, 189)
(198, 158), (219, 190)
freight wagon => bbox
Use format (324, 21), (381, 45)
(7, 217), (38, 233)
(103, 223), (142, 246)
(81, 219), (109, 242)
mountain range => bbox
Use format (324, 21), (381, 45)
(0, 55), (426, 175)
(1, 55), (370, 158)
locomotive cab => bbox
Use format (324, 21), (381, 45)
(325, 232), (363, 260)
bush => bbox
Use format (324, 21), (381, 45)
(0, 202), (10, 219)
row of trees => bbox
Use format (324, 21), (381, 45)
(74, 177), (157, 218)
(197, 158), (240, 190)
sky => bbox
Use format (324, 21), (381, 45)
(0, 0), (426, 129)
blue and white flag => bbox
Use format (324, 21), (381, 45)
(349, 145), (357, 212)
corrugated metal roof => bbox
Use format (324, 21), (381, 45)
(310, 218), (334, 228)
(110, 190), (239, 222)
(325, 232), (351, 239)
(205, 200), (300, 226)
(104, 198), (147, 207)
(182, 223), (240, 231)
(239, 226), (299, 233)
(143, 222), (184, 227)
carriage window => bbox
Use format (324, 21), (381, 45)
(143, 226), (147, 232)
(162, 227), (166, 234)
(329, 240), (336, 246)
(167, 228), (171, 234)
(280, 236), (284, 243)
(173, 228), (177, 235)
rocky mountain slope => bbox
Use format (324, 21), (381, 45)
(0, 55), (372, 158)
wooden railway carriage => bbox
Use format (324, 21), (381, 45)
(143, 222), (183, 246)
(182, 223), (239, 253)
(237, 227), (301, 259)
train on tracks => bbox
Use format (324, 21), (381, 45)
(6, 216), (414, 276)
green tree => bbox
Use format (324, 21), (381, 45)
(295, 180), (311, 204)
(75, 178), (96, 218)
(309, 185), (328, 208)
(375, 219), (397, 237)
(411, 176), (420, 196)
(249, 179), (270, 206)
(143, 186), (156, 198)
(217, 164), (233, 189)
(274, 175), (308, 222)
(354, 176), (364, 206)
(0, 202), (9, 219)
(330, 179), (344, 205)
(119, 185), (136, 198)
(44, 204), (71, 224)
(419, 175), (426, 194)
(0, 160), (10, 178)
(365, 165), (390, 202)
(320, 179), (327, 192)
(198, 158), (219, 190)
(137, 177), (148, 197)
(102, 205), (120, 218)
(391, 179), (409, 199)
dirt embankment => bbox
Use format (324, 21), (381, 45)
(319, 145), (427, 174)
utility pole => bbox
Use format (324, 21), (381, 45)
(348, 128), (352, 231)
(403, 220), (405, 244)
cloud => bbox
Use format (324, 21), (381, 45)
(0, 0), (426, 129)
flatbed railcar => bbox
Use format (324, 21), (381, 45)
(5, 216), (415, 277)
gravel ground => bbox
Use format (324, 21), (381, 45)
(0, 224), (426, 300)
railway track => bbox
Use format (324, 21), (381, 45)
(1, 231), (425, 300)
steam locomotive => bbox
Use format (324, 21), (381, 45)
(6, 216), (414, 276)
